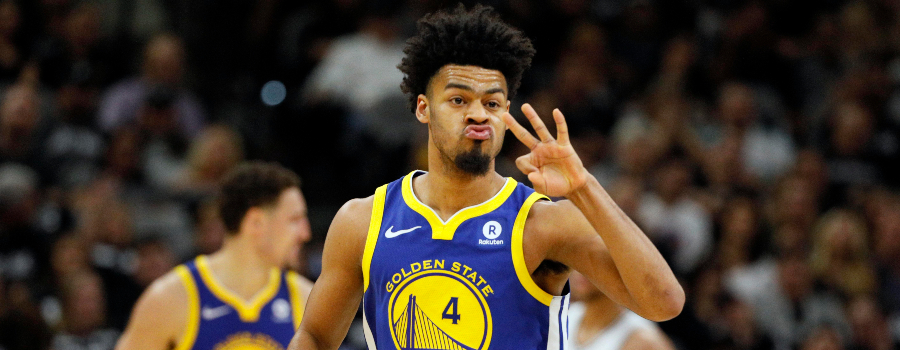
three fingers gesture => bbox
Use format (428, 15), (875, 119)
(501, 103), (589, 197)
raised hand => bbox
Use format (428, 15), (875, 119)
(501, 103), (589, 197)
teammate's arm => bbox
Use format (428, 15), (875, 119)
(288, 197), (372, 350)
(115, 273), (188, 350)
(621, 328), (676, 350)
(502, 104), (684, 322)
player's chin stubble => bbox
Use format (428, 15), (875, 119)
(454, 144), (491, 176)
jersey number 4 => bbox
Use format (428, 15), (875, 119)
(442, 297), (461, 324)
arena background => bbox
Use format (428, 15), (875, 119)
(1, 0), (900, 349)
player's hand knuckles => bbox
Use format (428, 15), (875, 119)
(515, 155), (530, 166)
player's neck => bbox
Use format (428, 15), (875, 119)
(418, 160), (506, 222)
(580, 295), (623, 331)
(206, 239), (276, 300)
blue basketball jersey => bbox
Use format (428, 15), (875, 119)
(171, 256), (306, 350)
(362, 171), (570, 350)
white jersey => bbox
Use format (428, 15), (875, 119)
(566, 302), (659, 350)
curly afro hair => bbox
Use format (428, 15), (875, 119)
(398, 4), (535, 112)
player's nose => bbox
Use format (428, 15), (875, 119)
(465, 104), (489, 124)
(297, 218), (311, 243)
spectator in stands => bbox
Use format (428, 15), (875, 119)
(42, 233), (91, 329)
(716, 195), (767, 271)
(727, 250), (850, 350)
(191, 199), (225, 256)
(810, 209), (876, 298)
(0, 83), (44, 168)
(100, 127), (144, 184)
(701, 82), (796, 186)
(0, 273), (51, 350)
(83, 200), (134, 273)
(130, 236), (175, 288)
(301, 13), (405, 118)
(870, 195), (900, 320)
(165, 124), (244, 197)
(67, 192), (143, 331)
(846, 296), (897, 350)
(35, 1), (122, 90)
(638, 158), (712, 275)
(51, 270), (118, 350)
(800, 326), (845, 350)
(822, 102), (882, 206)
(768, 174), (820, 237)
(41, 70), (105, 188)
(607, 175), (644, 223)
(715, 294), (776, 350)
(49, 234), (90, 284)
(0, 0), (26, 84)
(98, 33), (205, 137)
(0, 163), (49, 284)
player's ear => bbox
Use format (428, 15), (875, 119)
(241, 207), (266, 236)
(503, 101), (511, 130)
(415, 94), (429, 124)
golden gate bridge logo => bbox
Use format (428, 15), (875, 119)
(388, 271), (492, 350)
(393, 295), (474, 350)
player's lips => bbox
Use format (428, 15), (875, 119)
(464, 125), (492, 140)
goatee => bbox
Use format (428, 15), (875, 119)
(454, 146), (492, 175)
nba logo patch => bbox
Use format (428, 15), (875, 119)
(272, 298), (291, 322)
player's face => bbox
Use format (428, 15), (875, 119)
(261, 187), (311, 269)
(420, 65), (509, 175)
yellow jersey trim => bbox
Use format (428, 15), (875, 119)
(195, 256), (281, 322)
(401, 170), (518, 240)
(286, 271), (305, 329)
(511, 192), (553, 306)
(362, 185), (388, 292)
(174, 266), (199, 350)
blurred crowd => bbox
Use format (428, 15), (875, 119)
(0, 0), (899, 349)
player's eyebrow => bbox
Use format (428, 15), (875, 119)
(445, 83), (474, 91)
(485, 87), (506, 95)
(444, 83), (506, 96)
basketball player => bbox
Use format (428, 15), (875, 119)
(567, 271), (675, 350)
(289, 5), (683, 350)
(116, 162), (314, 350)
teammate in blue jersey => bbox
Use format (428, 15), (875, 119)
(290, 5), (683, 350)
(116, 162), (314, 350)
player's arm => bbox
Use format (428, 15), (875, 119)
(115, 272), (188, 350)
(288, 197), (372, 350)
(502, 104), (684, 322)
(534, 190), (683, 321)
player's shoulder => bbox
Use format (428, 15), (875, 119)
(338, 194), (376, 218)
(117, 265), (194, 349)
(323, 193), (379, 257)
(332, 194), (376, 231)
(127, 265), (192, 332)
(140, 265), (193, 308)
(520, 198), (600, 254)
(526, 199), (581, 230)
